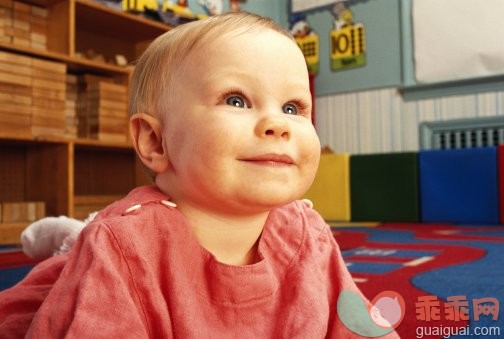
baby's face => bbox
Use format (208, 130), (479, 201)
(158, 28), (320, 215)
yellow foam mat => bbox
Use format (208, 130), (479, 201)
(304, 153), (351, 221)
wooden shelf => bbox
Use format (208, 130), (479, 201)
(72, 137), (133, 149)
(0, 40), (67, 62)
(0, 41), (132, 76)
(75, 0), (172, 38)
(0, 133), (133, 149)
(0, 0), (171, 74)
(0, 0), (161, 244)
(19, 0), (68, 7)
(0, 223), (27, 245)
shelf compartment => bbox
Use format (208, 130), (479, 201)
(73, 145), (151, 218)
(74, 145), (138, 197)
(1, 0), (71, 55)
(75, 0), (170, 65)
(75, 0), (170, 39)
(0, 139), (71, 217)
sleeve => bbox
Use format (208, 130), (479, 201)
(0, 255), (66, 339)
(302, 206), (400, 338)
(25, 222), (151, 338)
(321, 225), (400, 338)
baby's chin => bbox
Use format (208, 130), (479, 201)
(242, 198), (309, 214)
(221, 195), (302, 216)
(244, 192), (305, 208)
(243, 183), (309, 205)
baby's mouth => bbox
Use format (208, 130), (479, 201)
(239, 153), (294, 166)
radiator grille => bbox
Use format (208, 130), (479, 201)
(420, 116), (504, 150)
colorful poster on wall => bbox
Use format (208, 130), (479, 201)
(290, 16), (320, 75)
(329, 2), (366, 72)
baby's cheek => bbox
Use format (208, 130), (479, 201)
(299, 135), (320, 189)
(301, 133), (321, 169)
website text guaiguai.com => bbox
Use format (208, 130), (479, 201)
(415, 325), (500, 338)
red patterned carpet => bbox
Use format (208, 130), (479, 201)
(333, 223), (504, 338)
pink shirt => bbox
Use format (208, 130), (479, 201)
(0, 186), (398, 338)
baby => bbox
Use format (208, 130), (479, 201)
(0, 12), (398, 338)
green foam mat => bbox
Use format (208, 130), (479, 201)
(350, 152), (420, 222)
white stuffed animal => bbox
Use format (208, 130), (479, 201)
(21, 212), (96, 259)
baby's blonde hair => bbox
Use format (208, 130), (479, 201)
(129, 11), (294, 118)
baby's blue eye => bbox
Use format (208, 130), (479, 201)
(283, 103), (298, 115)
(226, 96), (247, 108)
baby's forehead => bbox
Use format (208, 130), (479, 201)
(194, 25), (290, 48)
(185, 29), (298, 67)
(215, 34), (297, 67)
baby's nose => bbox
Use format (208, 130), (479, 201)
(254, 114), (291, 140)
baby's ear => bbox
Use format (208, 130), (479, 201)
(130, 113), (170, 173)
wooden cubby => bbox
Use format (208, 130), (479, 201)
(0, 0), (168, 244)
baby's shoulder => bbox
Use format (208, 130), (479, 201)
(280, 199), (331, 236)
(82, 185), (180, 243)
(269, 200), (334, 251)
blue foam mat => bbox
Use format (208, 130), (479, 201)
(419, 148), (499, 224)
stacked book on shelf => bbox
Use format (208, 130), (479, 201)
(0, 201), (45, 223)
(77, 75), (129, 143)
(0, 50), (32, 137)
(65, 74), (79, 138)
(0, 49), (131, 141)
(31, 58), (67, 137)
(0, 50), (67, 138)
(0, 0), (48, 50)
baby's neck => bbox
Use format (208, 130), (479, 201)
(179, 206), (268, 266)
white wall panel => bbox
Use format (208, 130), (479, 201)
(315, 88), (504, 154)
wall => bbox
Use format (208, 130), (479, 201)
(293, 0), (402, 95)
(316, 88), (504, 154)
(186, 1), (287, 23)
(313, 0), (504, 154)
